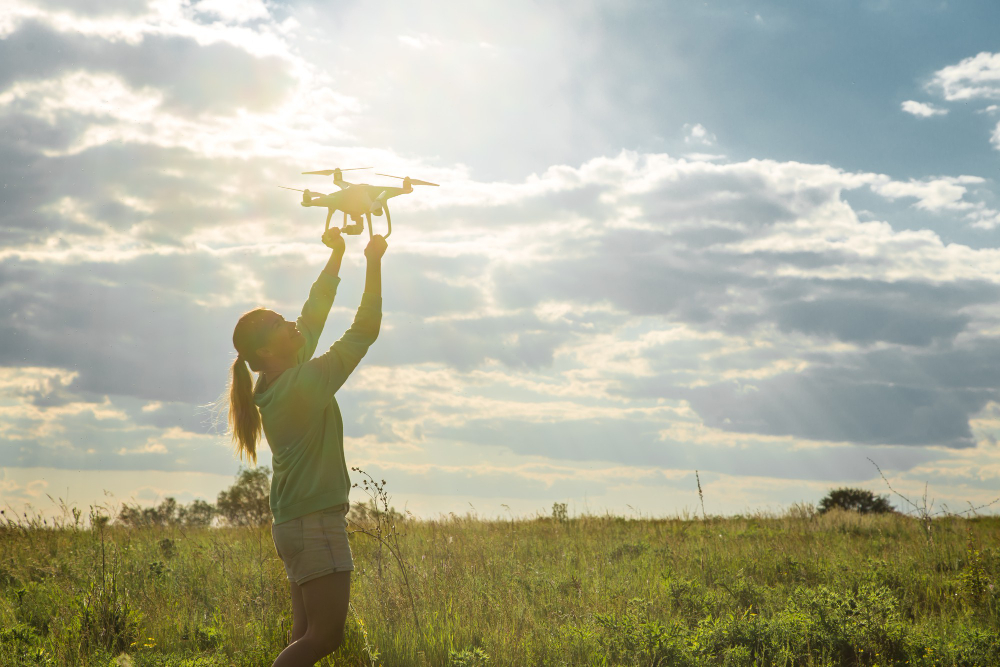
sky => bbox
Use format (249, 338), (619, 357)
(3, 0), (1000, 521)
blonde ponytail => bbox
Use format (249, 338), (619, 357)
(228, 356), (261, 464)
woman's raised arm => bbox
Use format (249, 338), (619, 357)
(321, 228), (345, 279)
(294, 229), (347, 364)
(297, 235), (386, 405)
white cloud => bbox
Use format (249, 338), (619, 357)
(683, 122), (717, 146)
(929, 51), (1000, 101)
(870, 175), (983, 212)
(118, 441), (169, 455)
(193, 0), (269, 23)
(867, 174), (1000, 229)
(901, 100), (947, 117)
(397, 33), (440, 50)
(683, 152), (727, 162)
(0, 367), (78, 397)
(922, 51), (1000, 151)
(0, 67), (361, 161)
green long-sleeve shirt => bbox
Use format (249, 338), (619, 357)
(254, 272), (382, 524)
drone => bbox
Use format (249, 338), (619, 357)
(280, 167), (438, 239)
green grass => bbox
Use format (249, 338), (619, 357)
(1, 506), (998, 666)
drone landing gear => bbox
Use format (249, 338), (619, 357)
(364, 203), (392, 239)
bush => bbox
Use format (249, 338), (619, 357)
(592, 598), (690, 666)
(75, 580), (142, 655)
(818, 487), (893, 515)
(449, 647), (491, 666)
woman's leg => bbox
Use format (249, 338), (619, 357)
(288, 581), (307, 642)
(271, 571), (352, 667)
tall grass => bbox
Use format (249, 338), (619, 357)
(1, 502), (998, 665)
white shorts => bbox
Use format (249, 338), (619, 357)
(271, 503), (354, 585)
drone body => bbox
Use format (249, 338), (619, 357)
(282, 167), (438, 239)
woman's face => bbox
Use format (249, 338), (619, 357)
(255, 311), (305, 361)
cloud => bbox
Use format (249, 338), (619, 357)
(397, 33), (441, 50)
(24, 0), (150, 18)
(0, 20), (295, 115)
(869, 175), (983, 211)
(685, 370), (988, 449)
(921, 51), (1000, 153)
(0, 366), (239, 473)
(901, 100), (947, 117)
(928, 51), (1000, 102)
(7, 145), (1000, 460)
(868, 175), (1000, 228)
(193, 0), (269, 23)
(683, 123), (717, 146)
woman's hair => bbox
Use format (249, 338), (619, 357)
(229, 308), (269, 464)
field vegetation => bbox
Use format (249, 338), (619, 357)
(1, 469), (999, 666)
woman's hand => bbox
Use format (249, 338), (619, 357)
(322, 228), (346, 257)
(365, 235), (387, 262)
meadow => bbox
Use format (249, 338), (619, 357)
(1, 488), (999, 666)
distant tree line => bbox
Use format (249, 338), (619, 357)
(117, 466), (271, 528)
(117, 470), (892, 528)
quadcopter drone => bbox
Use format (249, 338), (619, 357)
(281, 167), (438, 239)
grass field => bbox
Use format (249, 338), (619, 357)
(1, 497), (999, 666)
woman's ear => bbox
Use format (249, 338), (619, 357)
(256, 345), (272, 361)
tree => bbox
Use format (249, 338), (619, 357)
(818, 487), (894, 515)
(117, 496), (217, 528)
(178, 499), (216, 527)
(216, 466), (271, 526)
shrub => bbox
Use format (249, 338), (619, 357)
(592, 598), (689, 666)
(75, 580), (142, 655)
(786, 583), (909, 663)
(818, 487), (893, 515)
(449, 647), (491, 666)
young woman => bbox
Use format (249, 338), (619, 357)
(228, 228), (386, 666)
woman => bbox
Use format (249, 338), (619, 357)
(228, 227), (386, 666)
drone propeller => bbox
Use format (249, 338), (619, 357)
(302, 167), (372, 176)
(279, 185), (317, 206)
(376, 173), (440, 186)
